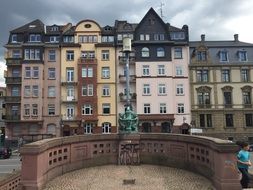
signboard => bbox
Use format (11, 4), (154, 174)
(190, 128), (203, 134)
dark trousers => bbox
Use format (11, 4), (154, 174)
(238, 168), (250, 188)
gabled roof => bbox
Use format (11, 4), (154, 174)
(62, 26), (75, 35)
(167, 24), (183, 32)
(135, 7), (167, 32)
(11, 19), (44, 33)
(46, 24), (64, 34)
(101, 25), (115, 35)
(114, 20), (137, 32)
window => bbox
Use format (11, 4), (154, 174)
(102, 36), (114, 43)
(48, 68), (56, 79)
(219, 51), (228, 62)
(144, 103), (151, 114)
(143, 84), (150, 95)
(154, 34), (164, 41)
(239, 51), (247, 62)
(82, 84), (93, 96)
(170, 32), (185, 40)
(82, 67), (93, 77)
(81, 51), (95, 58)
(224, 92), (232, 107)
(199, 114), (212, 127)
(221, 69), (230, 82)
(11, 34), (17, 43)
(145, 34), (150, 41)
(84, 123), (93, 134)
(197, 51), (207, 61)
(141, 47), (149, 57)
(102, 50), (109, 60)
(243, 91), (251, 105)
(245, 114), (253, 127)
(12, 50), (21, 58)
(102, 85), (110, 96)
(48, 50), (56, 61)
(142, 65), (150, 76)
(11, 87), (19, 96)
(29, 34), (41, 42)
(177, 103), (184, 113)
(24, 86), (30, 97)
(82, 104), (93, 115)
(48, 86), (56, 97)
(157, 47), (165, 57)
(102, 67), (110, 78)
(176, 84), (184, 95)
(117, 34), (123, 41)
(48, 104), (55, 115)
(102, 122), (111, 134)
(11, 105), (19, 116)
(196, 70), (208, 82)
(241, 69), (249, 82)
(160, 103), (166, 114)
(158, 84), (166, 95)
(102, 103), (110, 114)
(225, 114), (233, 127)
(174, 47), (182, 59)
(66, 106), (74, 119)
(32, 104), (38, 116)
(78, 35), (97, 43)
(32, 85), (39, 97)
(66, 50), (74, 61)
(24, 104), (30, 116)
(49, 36), (59, 43)
(67, 69), (74, 82)
(63, 36), (74, 43)
(158, 65), (165, 75)
(67, 86), (74, 97)
(12, 68), (20, 77)
(33, 67), (39, 78)
(198, 92), (210, 107)
(176, 66), (183, 76)
(24, 49), (40, 60)
(140, 34), (144, 40)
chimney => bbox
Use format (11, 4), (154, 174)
(234, 34), (239, 42)
(201, 34), (205, 42)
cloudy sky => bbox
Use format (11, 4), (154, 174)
(1, 0), (253, 86)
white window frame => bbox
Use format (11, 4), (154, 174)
(102, 122), (111, 134)
(160, 103), (166, 114)
(82, 104), (93, 115)
(142, 65), (150, 76)
(177, 103), (185, 114)
(48, 86), (56, 97)
(102, 67), (110, 78)
(158, 84), (166, 95)
(102, 85), (110, 96)
(176, 84), (184, 95)
(144, 103), (151, 114)
(143, 84), (150, 95)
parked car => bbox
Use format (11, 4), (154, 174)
(0, 147), (12, 159)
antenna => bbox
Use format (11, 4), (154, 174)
(159, 2), (165, 21)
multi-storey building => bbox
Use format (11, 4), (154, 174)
(0, 87), (6, 144)
(190, 34), (253, 142)
(133, 8), (191, 133)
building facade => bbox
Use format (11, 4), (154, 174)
(190, 34), (253, 142)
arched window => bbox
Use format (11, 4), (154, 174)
(47, 124), (56, 135)
(157, 47), (165, 57)
(102, 122), (111, 134)
(141, 47), (149, 57)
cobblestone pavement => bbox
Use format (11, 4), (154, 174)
(43, 165), (215, 190)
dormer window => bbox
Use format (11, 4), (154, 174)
(197, 51), (207, 61)
(219, 51), (228, 62)
(49, 36), (59, 43)
(29, 34), (41, 42)
(141, 47), (150, 57)
(11, 34), (17, 43)
(170, 32), (185, 40)
(154, 34), (165, 41)
(238, 51), (247, 62)
(51, 26), (59, 31)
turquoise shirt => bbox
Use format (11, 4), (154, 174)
(237, 150), (250, 169)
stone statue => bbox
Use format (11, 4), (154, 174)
(119, 106), (138, 133)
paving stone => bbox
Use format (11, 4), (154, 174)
(43, 165), (215, 190)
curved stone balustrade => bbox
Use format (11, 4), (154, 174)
(19, 133), (240, 190)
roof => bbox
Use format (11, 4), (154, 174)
(11, 19), (44, 33)
(190, 40), (253, 48)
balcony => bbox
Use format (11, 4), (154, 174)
(62, 96), (77, 103)
(119, 75), (136, 83)
(198, 104), (211, 109)
(78, 57), (97, 64)
(62, 115), (79, 121)
(5, 77), (22, 84)
(6, 58), (22, 66)
(118, 56), (135, 65)
(5, 96), (21, 103)
(119, 92), (136, 102)
(61, 81), (78, 86)
(244, 104), (252, 108)
(5, 115), (20, 122)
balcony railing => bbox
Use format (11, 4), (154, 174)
(119, 93), (137, 102)
(6, 58), (22, 66)
(61, 81), (78, 86)
(198, 104), (211, 108)
(119, 75), (136, 83)
(5, 77), (22, 84)
(5, 96), (21, 103)
(118, 56), (135, 65)
(62, 115), (79, 121)
(5, 115), (20, 121)
(79, 57), (97, 64)
(62, 96), (77, 103)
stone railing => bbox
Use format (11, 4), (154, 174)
(0, 170), (21, 190)
(19, 134), (240, 190)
